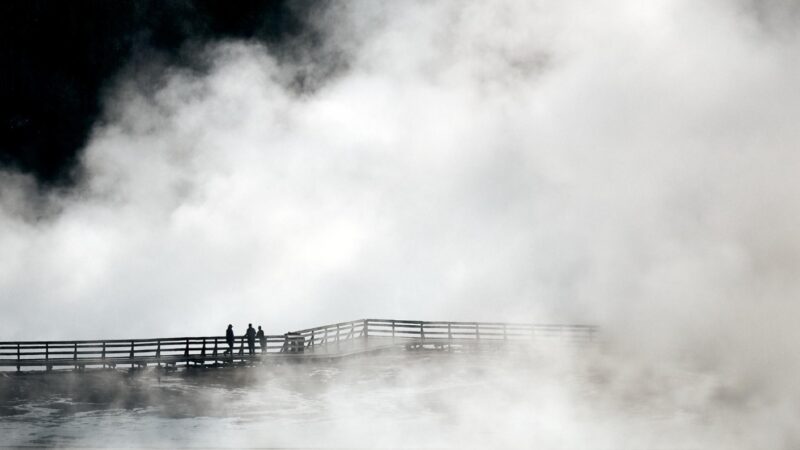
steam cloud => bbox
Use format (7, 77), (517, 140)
(1, 0), (799, 447)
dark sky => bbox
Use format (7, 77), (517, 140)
(0, 0), (315, 187)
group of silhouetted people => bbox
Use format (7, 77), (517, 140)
(224, 323), (267, 356)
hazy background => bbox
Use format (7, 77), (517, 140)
(1, 0), (800, 446)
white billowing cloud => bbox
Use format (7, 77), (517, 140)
(2, 0), (800, 444)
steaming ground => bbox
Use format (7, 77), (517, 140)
(0, 344), (772, 449)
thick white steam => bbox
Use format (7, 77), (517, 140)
(1, 0), (799, 447)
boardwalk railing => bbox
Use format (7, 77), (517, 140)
(293, 319), (597, 350)
(0, 335), (291, 371)
(0, 319), (597, 371)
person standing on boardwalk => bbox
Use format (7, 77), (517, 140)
(225, 324), (235, 356)
(256, 326), (266, 353)
(246, 323), (256, 355)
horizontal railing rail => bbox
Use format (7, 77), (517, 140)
(0, 318), (598, 371)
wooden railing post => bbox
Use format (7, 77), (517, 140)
(16, 343), (20, 372)
(156, 340), (161, 366)
(213, 338), (218, 361)
(201, 338), (206, 359)
(101, 342), (106, 368)
(392, 320), (396, 343)
(475, 323), (480, 341)
(447, 322), (453, 352)
(185, 338), (191, 367)
(363, 319), (369, 342)
(45, 342), (49, 362)
(130, 341), (135, 368)
(420, 322), (425, 341)
(311, 329), (315, 349)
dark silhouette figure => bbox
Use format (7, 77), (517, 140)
(224, 324), (234, 356)
(256, 326), (266, 353)
(246, 323), (256, 355)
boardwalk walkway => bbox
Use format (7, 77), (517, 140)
(0, 319), (597, 371)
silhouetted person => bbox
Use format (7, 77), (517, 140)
(257, 326), (266, 353)
(246, 323), (256, 355)
(225, 324), (234, 356)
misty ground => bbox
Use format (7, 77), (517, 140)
(0, 342), (771, 449)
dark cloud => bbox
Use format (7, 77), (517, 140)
(0, 0), (325, 186)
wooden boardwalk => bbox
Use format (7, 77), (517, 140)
(0, 318), (597, 371)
